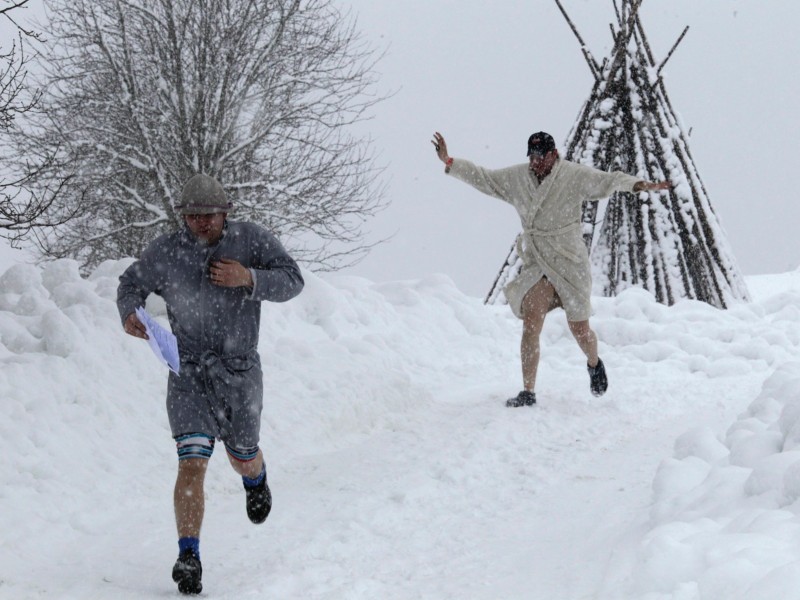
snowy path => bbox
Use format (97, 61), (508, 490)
(3, 264), (796, 599)
(53, 369), (756, 600)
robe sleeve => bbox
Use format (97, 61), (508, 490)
(573, 163), (640, 201)
(446, 158), (520, 206)
(245, 227), (304, 303)
(116, 240), (163, 325)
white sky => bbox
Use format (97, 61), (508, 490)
(2, 1), (799, 297)
(341, 0), (800, 296)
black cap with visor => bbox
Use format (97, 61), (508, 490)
(527, 132), (556, 157)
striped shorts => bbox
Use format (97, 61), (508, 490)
(175, 432), (259, 462)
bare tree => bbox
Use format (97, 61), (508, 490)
(0, 0), (73, 242)
(16, 0), (387, 270)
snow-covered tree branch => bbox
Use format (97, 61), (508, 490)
(0, 0), (74, 241)
(14, 0), (387, 270)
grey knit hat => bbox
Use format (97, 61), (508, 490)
(175, 174), (233, 215)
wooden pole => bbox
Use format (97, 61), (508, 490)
(553, 0), (601, 80)
(657, 26), (689, 77)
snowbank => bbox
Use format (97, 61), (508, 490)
(632, 361), (800, 599)
(2, 257), (800, 598)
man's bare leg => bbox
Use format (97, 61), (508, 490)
(569, 319), (608, 395)
(173, 458), (206, 593)
(520, 278), (556, 391)
(175, 458), (208, 539)
(567, 319), (599, 367)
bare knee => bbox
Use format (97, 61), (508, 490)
(568, 320), (593, 340)
(177, 458), (208, 483)
(523, 313), (546, 337)
(226, 445), (263, 478)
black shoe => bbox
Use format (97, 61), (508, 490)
(245, 474), (272, 524)
(172, 549), (202, 595)
(588, 358), (608, 397)
(506, 390), (536, 407)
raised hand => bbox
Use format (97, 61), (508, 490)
(431, 131), (450, 163)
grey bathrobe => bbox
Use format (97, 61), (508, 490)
(117, 220), (304, 448)
(448, 157), (640, 321)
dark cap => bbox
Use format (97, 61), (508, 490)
(527, 132), (556, 157)
(175, 174), (233, 215)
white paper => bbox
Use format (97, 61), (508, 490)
(135, 307), (180, 375)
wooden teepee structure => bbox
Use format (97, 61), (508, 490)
(486, 0), (749, 309)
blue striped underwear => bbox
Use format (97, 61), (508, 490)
(225, 443), (259, 462)
(175, 433), (215, 460)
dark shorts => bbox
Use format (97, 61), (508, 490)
(166, 352), (264, 449)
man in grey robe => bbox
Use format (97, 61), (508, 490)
(117, 173), (304, 594)
(432, 131), (669, 407)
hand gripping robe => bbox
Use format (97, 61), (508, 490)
(116, 221), (304, 448)
(448, 158), (639, 321)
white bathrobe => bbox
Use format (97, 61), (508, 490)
(448, 157), (640, 320)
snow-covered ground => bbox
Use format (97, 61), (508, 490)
(2, 255), (800, 599)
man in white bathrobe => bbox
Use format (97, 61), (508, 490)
(432, 131), (670, 407)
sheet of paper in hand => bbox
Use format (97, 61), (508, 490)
(135, 307), (180, 375)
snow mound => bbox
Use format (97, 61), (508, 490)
(635, 361), (800, 599)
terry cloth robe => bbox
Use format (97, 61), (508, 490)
(116, 220), (304, 448)
(448, 158), (639, 321)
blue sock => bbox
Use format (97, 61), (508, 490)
(242, 462), (266, 489)
(178, 536), (200, 560)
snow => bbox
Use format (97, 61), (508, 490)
(3, 252), (800, 599)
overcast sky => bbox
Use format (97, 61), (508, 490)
(3, 1), (799, 298)
(340, 0), (800, 296)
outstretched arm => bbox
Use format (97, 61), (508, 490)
(431, 131), (519, 204)
(633, 180), (672, 192)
